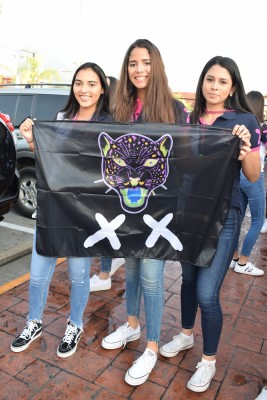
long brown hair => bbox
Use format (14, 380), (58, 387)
(114, 39), (181, 123)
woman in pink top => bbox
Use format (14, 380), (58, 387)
(101, 39), (187, 387)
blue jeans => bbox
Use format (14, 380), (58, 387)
(125, 258), (165, 343)
(181, 207), (241, 356)
(236, 171), (265, 256)
(28, 229), (91, 328)
(101, 257), (112, 272)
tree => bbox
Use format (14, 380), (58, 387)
(17, 55), (60, 84)
(39, 69), (60, 82)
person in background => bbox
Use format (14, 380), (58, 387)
(260, 103), (267, 234)
(261, 204), (267, 232)
(101, 38), (187, 387)
(10, 62), (112, 358)
(89, 74), (123, 293)
(90, 258), (124, 292)
(106, 75), (117, 90)
(159, 56), (260, 393)
(106, 75), (118, 111)
(229, 90), (266, 275)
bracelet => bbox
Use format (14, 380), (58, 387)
(27, 139), (34, 144)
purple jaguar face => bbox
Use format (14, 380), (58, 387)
(98, 132), (173, 213)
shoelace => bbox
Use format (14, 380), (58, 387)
(196, 361), (206, 369)
(19, 321), (38, 339)
(132, 351), (155, 373)
(119, 323), (131, 348)
(168, 335), (184, 350)
(62, 325), (78, 345)
(167, 334), (190, 351)
(192, 361), (214, 383)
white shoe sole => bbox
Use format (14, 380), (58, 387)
(159, 342), (194, 358)
(234, 268), (264, 276)
(57, 344), (78, 358)
(187, 370), (216, 392)
(90, 280), (112, 292)
(101, 331), (141, 349)
(125, 369), (150, 386)
(10, 330), (42, 353)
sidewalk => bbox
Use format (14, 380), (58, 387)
(0, 222), (266, 399)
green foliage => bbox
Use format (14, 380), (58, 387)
(17, 56), (60, 84)
(39, 69), (60, 82)
(173, 92), (195, 112)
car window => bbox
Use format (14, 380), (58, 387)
(34, 94), (68, 120)
(0, 91), (69, 129)
(16, 95), (34, 126)
(0, 95), (18, 124)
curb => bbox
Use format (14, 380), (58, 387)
(0, 258), (66, 295)
(0, 240), (33, 267)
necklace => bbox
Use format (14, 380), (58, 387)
(204, 109), (234, 114)
(75, 111), (94, 121)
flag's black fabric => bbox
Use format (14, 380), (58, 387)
(34, 121), (240, 266)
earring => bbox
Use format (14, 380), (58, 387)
(229, 92), (233, 97)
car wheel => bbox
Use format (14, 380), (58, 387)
(16, 166), (37, 218)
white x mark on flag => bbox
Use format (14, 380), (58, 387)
(144, 213), (183, 251)
(84, 213), (125, 250)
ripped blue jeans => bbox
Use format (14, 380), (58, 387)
(125, 258), (165, 343)
(28, 228), (91, 329)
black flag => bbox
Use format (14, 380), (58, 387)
(34, 121), (239, 266)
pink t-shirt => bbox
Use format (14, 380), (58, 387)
(133, 98), (143, 121)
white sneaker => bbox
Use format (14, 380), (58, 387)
(90, 274), (111, 292)
(229, 259), (238, 269)
(261, 219), (267, 233)
(255, 386), (267, 400)
(159, 332), (194, 357)
(125, 348), (157, 386)
(187, 359), (216, 392)
(110, 258), (124, 277)
(101, 322), (141, 349)
(234, 262), (264, 276)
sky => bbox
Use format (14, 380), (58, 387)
(0, 0), (266, 94)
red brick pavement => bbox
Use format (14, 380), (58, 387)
(0, 222), (267, 399)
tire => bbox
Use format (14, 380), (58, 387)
(15, 166), (37, 218)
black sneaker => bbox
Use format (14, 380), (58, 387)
(57, 321), (83, 358)
(10, 320), (42, 352)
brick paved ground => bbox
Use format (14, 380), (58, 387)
(0, 216), (267, 399)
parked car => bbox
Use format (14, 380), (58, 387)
(0, 113), (19, 219)
(0, 85), (69, 217)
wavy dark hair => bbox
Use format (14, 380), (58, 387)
(59, 62), (110, 119)
(114, 39), (183, 123)
(190, 56), (254, 123)
(247, 91), (265, 124)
